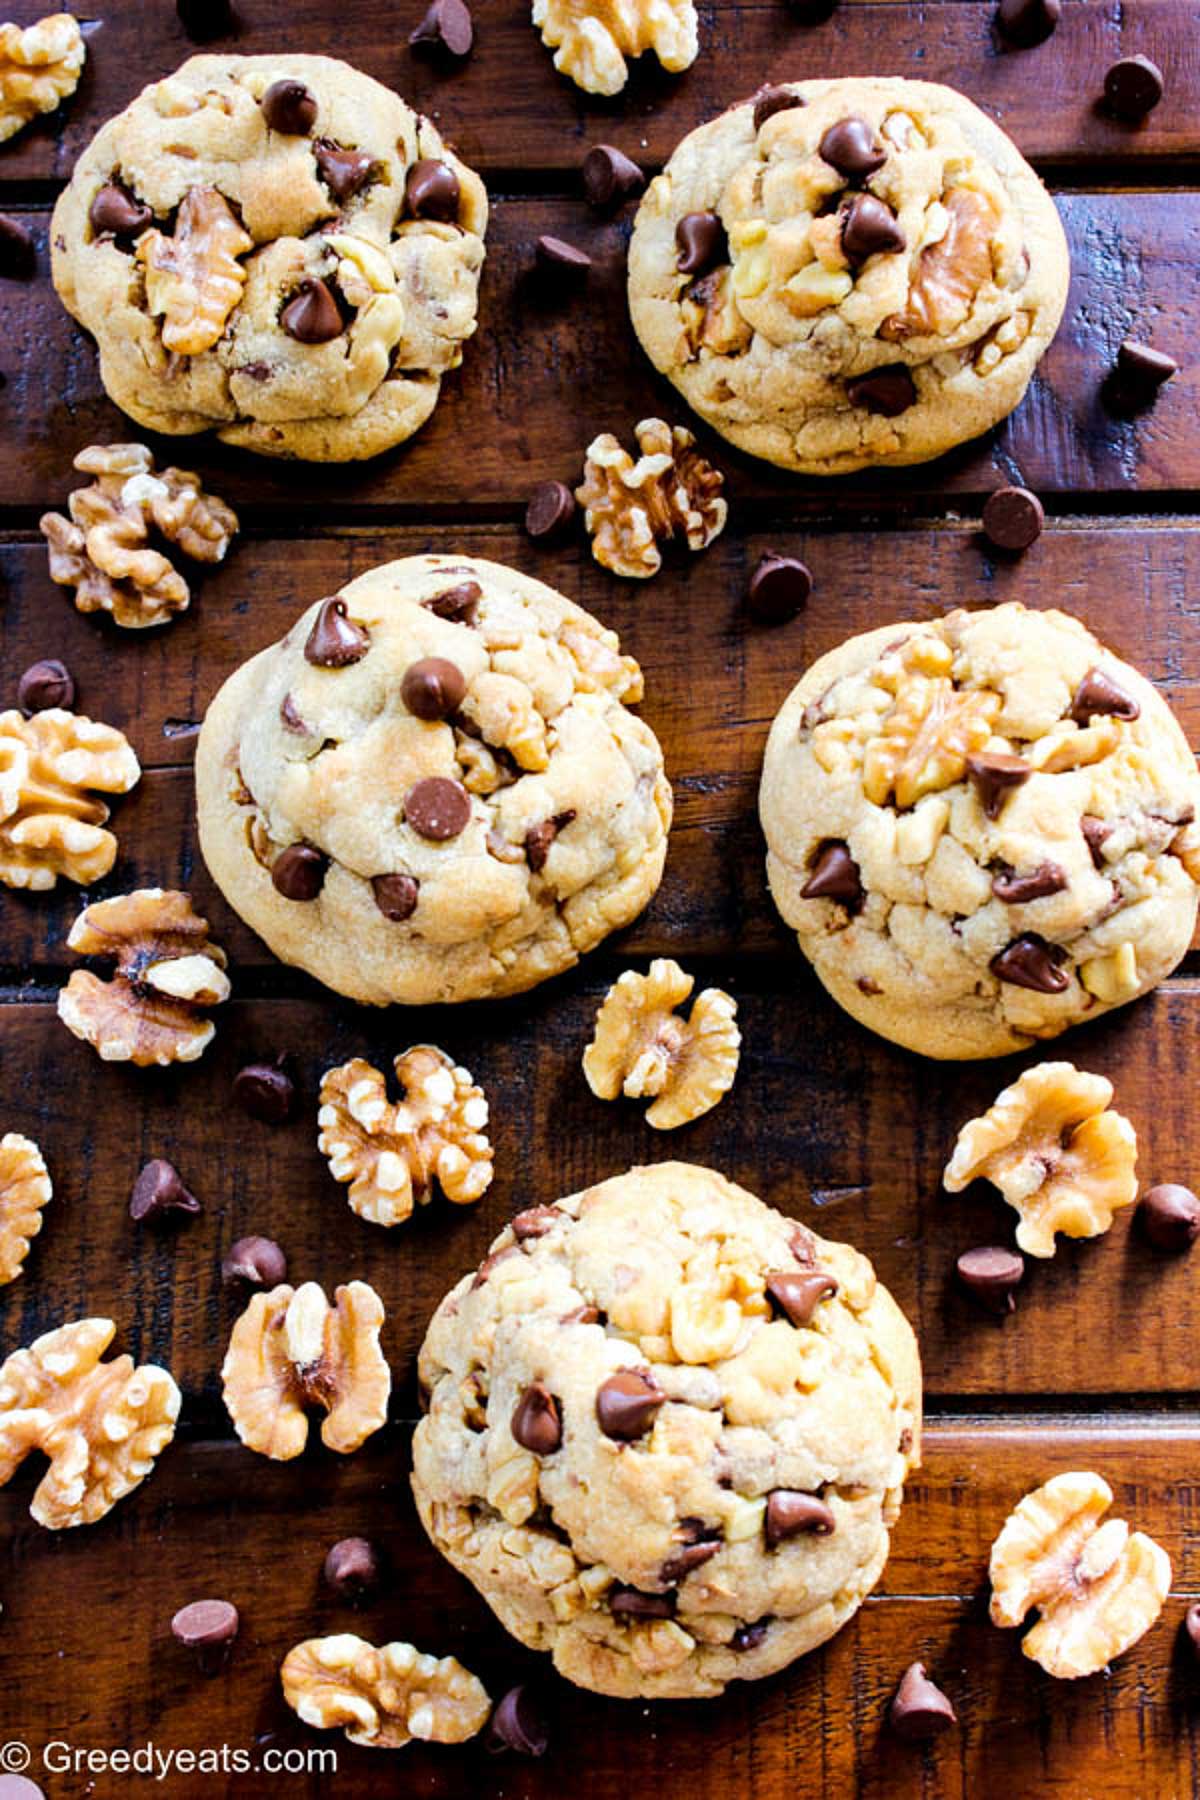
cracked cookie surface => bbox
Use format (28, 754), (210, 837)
(195, 555), (671, 1005)
(49, 54), (487, 462)
(760, 603), (1200, 1059)
(411, 1161), (921, 1699)
(627, 78), (1069, 473)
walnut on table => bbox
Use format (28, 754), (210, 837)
(0, 1317), (180, 1529)
(40, 442), (239, 629)
(0, 13), (85, 145)
(0, 706), (140, 890)
(137, 185), (253, 356)
(0, 1133), (51, 1285)
(532, 0), (697, 96)
(576, 418), (727, 579)
(281, 1634), (490, 1749)
(57, 888), (230, 1066)
(989, 1470), (1171, 1679)
(583, 957), (740, 1129)
(318, 1047), (493, 1227)
(221, 1281), (391, 1459)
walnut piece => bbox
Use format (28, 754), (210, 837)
(318, 1047), (493, 1227)
(0, 1317), (179, 1529)
(862, 675), (1000, 809)
(0, 13), (85, 145)
(681, 269), (754, 358)
(582, 957), (740, 1130)
(40, 442), (239, 629)
(576, 418), (727, 580)
(881, 187), (999, 341)
(989, 1471), (1170, 1679)
(531, 0), (697, 96)
(57, 888), (231, 1067)
(0, 1133), (51, 1285)
(943, 1062), (1138, 1259)
(281, 1634), (490, 1749)
(222, 1280), (391, 1459)
(137, 185), (253, 356)
(0, 707), (140, 890)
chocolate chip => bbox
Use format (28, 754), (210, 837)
(991, 861), (1068, 903)
(1116, 338), (1177, 399)
(790, 1225), (816, 1267)
(511, 1382), (563, 1455)
(525, 809), (576, 873)
(660, 1536), (721, 1583)
(424, 579), (481, 623)
(765, 1270), (838, 1327)
(676, 211), (728, 278)
(176, 0), (235, 39)
(840, 193), (906, 264)
(1138, 1184), (1200, 1252)
(472, 1246), (519, 1289)
(280, 693), (307, 733)
(409, 0), (474, 57)
(800, 840), (863, 908)
(982, 485), (1044, 552)
(730, 1619), (771, 1652)
(1081, 815), (1114, 867)
(561, 1303), (602, 1325)
(323, 1537), (385, 1603)
(401, 656), (467, 721)
(233, 1057), (296, 1124)
(130, 1159), (201, 1223)
(1104, 54), (1164, 121)
(595, 1370), (664, 1440)
(238, 361), (274, 383)
(404, 776), (471, 841)
(262, 78), (318, 135)
(405, 159), (460, 222)
(990, 934), (1070, 993)
(372, 872), (420, 921)
(819, 116), (886, 180)
(1186, 1603), (1200, 1655)
(271, 843), (329, 901)
(511, 1205), (563, 1241)
(487, 1685), (548, 1757)
(995, 0), (1060, 46)
(314, 141), (376, 203)
(609, 1585), (675, 1620)
(89, 182), (153, 240)
(753, 86), (805, 133)
(535, 234), (591, 283)
(846, 364), (916, 416)
(304, 596), (369, 667)
(222, 1235), (288, 1287)
(17, 658), (74, 714)
(889, 1663), (957, 1741)
(0, 215), (35, 279)
(966, 750), (1031, 819)
(1071, 667), (1140, 724)
(281, 277), (343, 344)
(956, 1245), (1025, 1314)
(582, 144), (646, 211)
(525, 479), (577, 541)
(171, 1599), (239, 1675)
(765, 1490), (836, 1546)
(746, 552), (812, 623)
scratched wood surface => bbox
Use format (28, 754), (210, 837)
(2, 0), (1200, 1795)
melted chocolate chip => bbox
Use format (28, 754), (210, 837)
(511, 1382), (563, 1455)
(281, 277), (343, 344)
(753, 86), (805, 133)
(676, 211), (728, 277)
(404, 776), (471, 841)
(956, 1245), (1025, 1315)
(280, 693), (307, 733)
(966, 750), (1031, 819)
(846, 364), (917, 416)
(819, 116), (886, 179)
(18, 658), (74, 714)
(582, 144), (646, 211)
(730, 1619), (771, 1652)
(840, 193), (905, 263)
(765, 1490), (836, 1545)
(371, 873), (419, 921)
(609, 1586), (675, 1620)
(525, 809), (576, 873)
(595, 1370), (664, 1440)
(89, 182), (153, 240)
(401, 656), (467, 721)
(990, 934), (1070, 992)
(1071, 667), (1140, 723)
(661, 1532), (721, 1584)
(314, 140), (376, 202)
(511, 1205), (563, 1241)
(424, 580), (481, 623)
(1081, 815), (1115, 868)
(765, 1270), (838, 1327)
(801, 840), (863, 908)
(271, 843), (329, 901)
(405, 159), (460, 222)
(262, 79), (318, 136)
(991, 861), (1068, 903)
(304, 597), (369, 667)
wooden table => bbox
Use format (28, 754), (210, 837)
(3, 2), (1200, 1795)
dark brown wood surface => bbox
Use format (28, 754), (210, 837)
(2, 1), (1200, 1796)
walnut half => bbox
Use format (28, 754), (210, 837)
(280, 1634), (490, 1749)
(943, 1062), (1138, 1259)
(0, 707), (140, 890)
(532, 0), (697, 97)
(576, 418), (727, 579)
(0, 1133), (52, 1286)
(583, 958), (741, 1129)
(0, 13), (85, 145)
(989, 1471), (1170, 1679)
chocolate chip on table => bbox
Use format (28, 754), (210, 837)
(281, 277), (343, 344)
(765, 1269), (838, 1326)
(176, 0), (235, 40)
(511, 1204), (563, 1240)
(405, 159), (461, 222)
(222, 1235), (288, 1286)
(991, 861), (1068, 903)
(271, 842), (329, 901)
(88, 182), (153, 240)
(982, 484), (1044, 552)
(0, 215), (35, 279)
(1103, 54), (1164, 122)
(1111, 338), (1178, 411)
(525, 479), (577, 541)
(956, 1245), (1025, 1315)
(966, 750), (1031, 820)
(130, 1159), (201, 1223)
(765, 1490), (836, 1545)
(404, 776), (472, 841)
(511, 1382), (563, 1454)
(609, 1585), (676, 1620)
(372, 872), (420, 921)
(846, 364), (916, 416)
(171, 1599), (239, 1674)
(1138, 1183), (1200, 1252)
(746, 552), (812, 623)
(840, 193), (905, 263)
(486, 1684), (549, 1758)
(800, 840), (863, 908)
(990, 933), (1070, 993)
(730, 1619), (771, 1652)
(1081, 815), (1114, 868)
(1186, 1603), (1200, 1654)
(995, 0), (1060, 47)
(535, 234), (592, 283)
(581, 144), (646, 211)
(262, 79), (318, 135)
(819, 116), (886, 179)
(401, 656), (467, 721)
(753, 86), (805, 133)
(889, 1662), (957, 1741)
(1071, 667), (1140, 724)
(323, 1537), (385, 1603)
(676, 211), (728, 277)
(424, 579), (482, 623)
(17, 659), (74, 714)
(409, 0), (474, 57)
(314, 141), (376, 203)
(595, 1369), (664, 1439)
(233, 1057), (296, 1124)
(304, 596), (370, 667)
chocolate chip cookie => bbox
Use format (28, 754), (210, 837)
(760, 604), (1200, 1059)
(411, 1161), (922, 1699)
(627, 78), (1069, 473)
(195, 556), (672, 1005)
(50, 55), (487, 461)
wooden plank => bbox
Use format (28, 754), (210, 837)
(0, 192), (1197, 509)
(4, 986), (1200, 1399)
(1, 0), (1198, 184)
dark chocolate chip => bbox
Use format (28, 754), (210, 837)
(1071, 667), (1140, 724)
(956, 1245), (1025, 1315)
(130, 1159), (201, 1223)
(424, 579), (481, 623)
(753, 86), (806, 133)
(222, 1235), (287, 1287)
(991, 861), (1068, 903)
(982, 485), (1044, 552)
(281, 277), (343, 344)
(595, 1370), (664, 1440)
(966, 750), (1031, 820)
(746, 552), (812, 623)
(1116, 338), (1177, 396)
(525, 479), (577, 541)
(405, 159), (460, 222)
(791, 1225), (817, 1267)
(233, 1057), (296, 1124)
(765, 1270), (838, 1327)
(323, 1537), (385, 1603)
(660, 1520), (722, 1582)
(314, 141), (376, 203)
(89, 182), (153, 240)
(765, 1490), (836, 1546)
(171, 1599), (239, 1675)
(1081, 815), (1115, 868)
(262, 79), (318, 135)
(409, 0), (474, 57)
(304, 596), (369, 667)
(525, 809), (576, 873)
(840, 193), (906, 263)
(990, 934), (1070, 993)
(609, 1585), (675, 1620)
(995, 0), (1060, 47)
(404, 776), (471, 841)
(176, 0), (235, 40)
(582, 144), (646, 211)
(676, 211), (728, 278)
(819, 116), (886, 179)
(730, 1619), (771, 1652)
(486, 1685), (548, 1758)
(1104, 54), (1164, 122)
(1138, 1184), (1200, 1252)
(271, 842), (329, 901)
(889, 1663), (957, 1741)
(0, 215), (35, 279)
(17, 658), (74, 714)
(846, 364), (917, 416)
(1186, 1603), (1200, 1654)
(535, 234), (591, 282)
(800, 840), (863, 908)
(372, 873), (420, 921)
(401, 656), (467, 721)
(511, 1205), (563, 1241)
(280, 693), (307, 733)
(511, 1382), (563, 1455)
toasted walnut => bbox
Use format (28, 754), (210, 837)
(0, 13), (85, 145)
(222, 1280), (391, 1460)
(41, 442), (238, 630)
(862, 677), (1000, 809)
(974, 309), (1032, 376)
(989, 1471), (1170, 1679)
(137, 185), (253, 356)
(681, 269), (753, 358)
(576, 418), (727, 580)
(318, 1047), (493, 1227)
(1029, 718), (1122, 774)
(531, 0), (697, 96)
(881, 187), (999, 340)
(583, 958), (740, 1130)
(1079, 942), (1140, 1004)
(459, 672), (549, 772)
(58, 888), (230, 1067)
(0, 1133), (51, 1285)
(944, 1062), (1138, 1259)
(0, 1317), (179, 1528)
(0, 707), (139, 890)
(281, 1635), (490, 1749)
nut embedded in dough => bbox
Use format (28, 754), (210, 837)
(280, 1634), (490, 1748)
(583, 959), (740, 1129)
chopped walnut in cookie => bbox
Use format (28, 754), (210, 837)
(0, 12), (85, 145)
(0, 1133), (51, 1285)
(281, 1634), (490, 1749)
(583, 959), (740, 1129)
(944, 1062), (1137, 1258)
(989, 1471), (1170, 1678)
(532, 0), (697, 97)
(576, 418), (727, 580)
(137, 186), (254, 356)
(0, 707), (140, 890)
